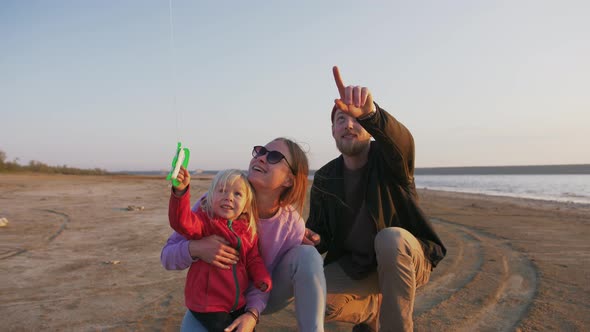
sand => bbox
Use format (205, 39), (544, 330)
(1, 174), (588, 331)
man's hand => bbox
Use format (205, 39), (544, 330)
(333, 66), (374, 119)
(188, 235), (239, 269)
(302, 228), (321, 246)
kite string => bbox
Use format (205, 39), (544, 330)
(168, 0), (181, 142)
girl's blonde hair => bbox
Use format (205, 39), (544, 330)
(202, 169), (258, 237)
(274, 138), (309, 216)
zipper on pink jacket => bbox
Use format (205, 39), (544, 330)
(227, 219), (242, 312)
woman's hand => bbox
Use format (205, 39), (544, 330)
(302, 228), (321, 246)
(224, 311), (257, 332)
(188, 235), (239, 269)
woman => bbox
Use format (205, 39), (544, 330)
(161, 137), (326, 332)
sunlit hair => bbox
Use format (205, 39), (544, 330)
(202, 169), (258, 238)
(273, 137), (309, 215)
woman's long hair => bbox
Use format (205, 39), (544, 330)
(275, 137), (309, 216)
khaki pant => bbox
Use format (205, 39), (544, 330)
(325, 227), (431, 332)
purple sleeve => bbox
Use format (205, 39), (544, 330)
(160, 231), (195, 270)
(245, 285), (270, 314)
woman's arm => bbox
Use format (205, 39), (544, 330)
(160, 231), (194, 270)
(189, 235), (240, 269)
(160, 232), (240, 270)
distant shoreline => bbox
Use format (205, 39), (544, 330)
(118, 164), (590, 176)
(415, 164), (590, 175)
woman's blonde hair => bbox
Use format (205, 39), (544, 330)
(274, 138), (309, 215)
(202, 169), (258, 237)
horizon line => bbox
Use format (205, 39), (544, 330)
(117, 163), (590, 175)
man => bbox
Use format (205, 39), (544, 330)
(304, 66), (446, 331)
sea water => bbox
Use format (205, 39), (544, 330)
(414, 174), (590, 204)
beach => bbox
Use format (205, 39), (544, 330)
(1, 174), (588, 331)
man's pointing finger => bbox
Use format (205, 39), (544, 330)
(333, 66), (346, 99)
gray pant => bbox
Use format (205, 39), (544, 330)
(181, 244), (326, 332)
(325, 227), (431, 332)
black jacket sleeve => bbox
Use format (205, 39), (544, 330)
(358, 103), (416, 187)
(306, 172), (330, 254)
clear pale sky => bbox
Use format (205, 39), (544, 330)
(1, 1), (589, 172)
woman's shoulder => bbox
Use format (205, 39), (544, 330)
(278, 205), (302, 221)
(279, 206), (305, 240)
(259, 206), (301, 226)
(255, 205), (304, 244)
(278, 206), (305, 233)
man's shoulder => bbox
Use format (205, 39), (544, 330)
(310, 156), (343, 198)
(315, 155), (342, 176)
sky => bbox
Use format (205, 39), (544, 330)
(1, 1), (589, 172)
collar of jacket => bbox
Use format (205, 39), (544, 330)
(314, 143), (383, 230)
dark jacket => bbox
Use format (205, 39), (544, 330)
(307, 103), (446, 268)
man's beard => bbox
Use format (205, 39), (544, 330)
(336, 137), (370, 156)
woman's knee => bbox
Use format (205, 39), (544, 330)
(265, 245), (325, 314)
(287, 244), (324, 273)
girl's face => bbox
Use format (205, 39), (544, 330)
(211, 179), (248, 221)
(248, 139), (294, 193)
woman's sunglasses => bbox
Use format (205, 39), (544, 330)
(252, 146), (295, 174)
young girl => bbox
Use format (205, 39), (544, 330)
(168, 168), (271, 332)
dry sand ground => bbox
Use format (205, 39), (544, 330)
(1, 174), (588, 331)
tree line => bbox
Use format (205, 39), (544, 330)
(0, 149), (110, 175)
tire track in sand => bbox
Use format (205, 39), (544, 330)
(0, 208), (70, 260)
(415, 218), (538, 331)
(414, 220), (484, 315)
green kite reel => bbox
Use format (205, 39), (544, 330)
(166, 142), (190, 187)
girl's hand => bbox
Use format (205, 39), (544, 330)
(224, 311), (257, 332)
(256, 281), (268, 292)
(188, 235), (239, 269)
(172, 167), (191, 192)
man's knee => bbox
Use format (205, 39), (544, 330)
(325, 293), (363, 322)
(325, 293), (379, 327)
(374, 227), (411, 256)
(325, 293), (350, 320)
